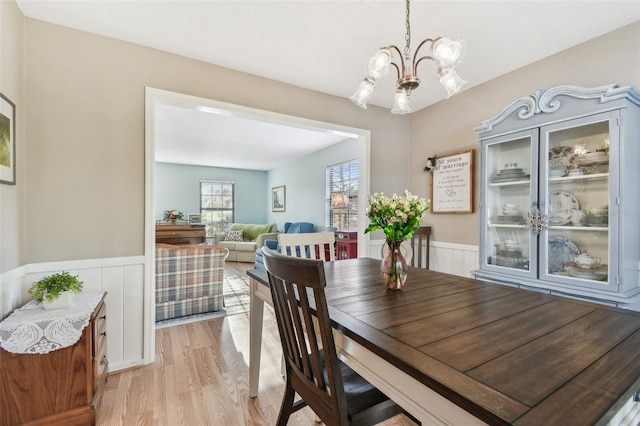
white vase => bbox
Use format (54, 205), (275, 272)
(43, 291), (72, 310)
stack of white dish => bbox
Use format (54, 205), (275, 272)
(577, 151), (608, 166)
(578, 152), (609, 173)
(503, 240), (519, 250)
(585, 206), (608, 226)
(494, 240), (528, 269)
(495, 203), (524, 224)
(492, 167), (530, 182)
(502, 203), (519, 215)
(549, 169), (566, 178)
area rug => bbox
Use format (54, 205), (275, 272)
(223, 275), (251, 316)
(155, 274), (250, 329)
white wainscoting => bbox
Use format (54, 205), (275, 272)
(0, 256), (146, 372)
(0, 265), (27, 320)
(368, 239), (479, 278)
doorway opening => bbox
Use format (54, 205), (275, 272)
(144, 87), (371, 363)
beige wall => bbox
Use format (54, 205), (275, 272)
(23, 18), (409, 263)
(5, 6), (640, 266)
(409, 21), (640, 245)
(0, 1), (25, 273)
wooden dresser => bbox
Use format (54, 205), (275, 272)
(0, 293), (108, 425)
(155, 224), (206, 245)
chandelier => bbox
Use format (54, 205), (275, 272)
(349, 0), (467, 114)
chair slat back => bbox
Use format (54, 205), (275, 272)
(278, 231), (336, 261)
(262, 247), (348, 424)
(410, 226), (431, 269)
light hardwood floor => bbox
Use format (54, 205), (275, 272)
(98, 262), (415, 425)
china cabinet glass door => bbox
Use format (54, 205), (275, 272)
(483, 130), (538, 279)
(475, 84), (639, 307)
(539, 111), (617, 290)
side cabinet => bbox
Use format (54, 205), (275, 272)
(473, 84), (640, 309)
(0, 294), (108, 425)
(92, 300), (109, 409)
(335, 231), (358, 259)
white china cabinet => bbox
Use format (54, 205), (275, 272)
(473, 84), (640, 309)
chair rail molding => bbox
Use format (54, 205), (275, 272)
(0, 255), (145, 372)
(368, 239), (479, 278)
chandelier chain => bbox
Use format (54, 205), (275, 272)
(404, 0), (411, 58)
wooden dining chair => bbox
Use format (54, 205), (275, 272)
(278, 231), (336, 261)
(261, 247), (404, 426)
(410, 226), (431, 269)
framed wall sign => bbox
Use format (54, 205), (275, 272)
(0, 93), (16, 185)
(272, 185), (286, 212)
(430, 149), (474, 214)
(188, 214), (202, 225)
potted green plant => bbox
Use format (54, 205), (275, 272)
(29, 271), (84, 310)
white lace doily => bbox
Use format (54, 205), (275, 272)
(0, 291), (105, 354)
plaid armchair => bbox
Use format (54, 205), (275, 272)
(155, 243), (227, 321)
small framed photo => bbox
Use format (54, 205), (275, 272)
(0, 93), (16, 185)
(272, 185), (286, 212)
(188, 214), (202, 225)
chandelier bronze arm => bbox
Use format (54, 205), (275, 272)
(385, 45), (407, 78)
(390, 63), (401, 81)
(412, 37), (438, 75)
(413, 55), (437, 77)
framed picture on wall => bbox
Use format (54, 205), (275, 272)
(430, 149), (474, 214)
(272, 185), (286, 212)
(188, 214), (202, 225)
(0, 93), (16, 185)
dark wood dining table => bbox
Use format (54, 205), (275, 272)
(247, 258), (640, 425)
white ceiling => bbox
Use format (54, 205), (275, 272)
(15, 1), (640, 170)
(154, 102), (354, 170)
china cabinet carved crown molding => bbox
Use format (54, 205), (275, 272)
(473, 83), (640, 310)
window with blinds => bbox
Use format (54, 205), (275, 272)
(200, 180), (235, 237)
(326, 159), (358, 231)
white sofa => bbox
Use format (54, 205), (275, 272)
(214, 223), (277, 262)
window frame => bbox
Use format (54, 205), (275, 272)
(326, 159), (359, 231)
(200, 180), (235, 237)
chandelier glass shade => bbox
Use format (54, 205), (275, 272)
(350, 0), (467, 114)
